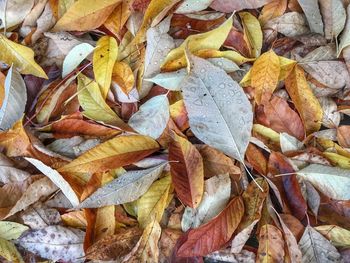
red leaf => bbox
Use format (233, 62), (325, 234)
(176, 196), (244, 257)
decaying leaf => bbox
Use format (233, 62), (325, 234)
(181, 54), (253, 161)
(257, 224), (285, 263)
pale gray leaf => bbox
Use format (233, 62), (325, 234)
(0, 153), (30, 184)
(181, 174), (230, 231)
(297, 0), (324, 34)
(0, 0), (34, 28)
(298, 226), (342, 263)
(181, 54), (253, 160)
(338, 4), (350, 56)
(62, 43), (94, 77)
(77, 163), (166, 208)
(299, 45), (337, 62)
(145, 69), (186, 91)
(210, 0), (273, 12)
(45, 191), (73, 209)
(280, 133), (303, 153)
(301, 61), (350, 89)
(319, 97), (340, 128)
(319, 0), (346, 40)
(231, 220), (258, 254)
(206, 249), (255, 263)
(128, 95), (169, 139)
(19, 225), (85, 262)
(20, 203), (61, 230)
(297, 164), (350, 200)
(47, 136), (84, 158)
(25, 157), (80, 207)
(305, 181), (320, 218)
(264, 12), (310, 37)
(73, 138), (100, 157)
(141, 16), (175, 98)
(207, 57), (240, 73)
(0, 67), (26, 130)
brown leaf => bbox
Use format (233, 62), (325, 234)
(175, 196), (244, 257)
(257, 224), (285, 263)
(169, 132), (204, 208)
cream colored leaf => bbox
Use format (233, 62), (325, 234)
(181, 54), (253, 161)
(264, 12), (309, 37)
(0, 0), (34, 28)
(0, 34), (47, 78)
(319, 0), (346, 40)
(0, 153), (30, 184)
(338, 4), (350, 56)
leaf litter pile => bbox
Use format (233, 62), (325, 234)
(2, 0), (350, 262)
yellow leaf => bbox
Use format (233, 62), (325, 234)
(0, 221), (29, 240)
(239, 12), (263, 58)
(315, 225), (350, 247)
(112, 61), (135, 95)
(251, 50), (280, 104)
(253, 124), (280, 143)
(61, 211), (87, 228)
(77, 74), (128, 129)
(93, 36), (118, 99)
(240, 56), (296, 87)
(119, 0), (179, 60)
(0, 237), (24, 263)
(161, 16), (233, 70)
(323, 152), (350, 169)
(285, 66), (323, 135)
(58, 134), (159, 174)
(103, 0), (132, 37)
(316, 137), (350, 159)
(137, 175), (171, 228)
(0, 119), (31, 157)
(0, 35), (47, 78)
(259, 0), (287, 25)
(53, 0), (122, 31)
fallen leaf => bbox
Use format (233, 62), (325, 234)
(210, 0), (274, 12)
(264, 12), (309, 37)
(62, 43), (94, 77)
(0, 237), (24, 263)
(181, 54), (253, 161)
(250, 50), (280, 103)
(257, 224), (285, 263)
(319, 0), (346, 40)
(298, 226), (342, 262)
(0, 34), (47, 78)
(239, 12), (263, 58)
(181, 173), (231, 231)
(0, 221), (29, 240)
(19, 225), (85, 262)
(315, 225), (350, 247)
(259, 0), (287, 25)
(0, 0), (34, 29)
(137, 175), (171, 228)
(169, 131), (204, 208)
(297, 0), (324, 34)
(285, 65), (323, 135)
(0, 67), (27, 130)
(112, 61), (135, 95)
(93, 36), (118, 98)
(338, 4), (350, 56)
(297, 164), (350, 200)
(53, 0), (122, 31)
(24, 157), (80, 207)
(176, 196), (244, 257)
(77, 163), (166, 208)
(128, 95), (170, 139)
(58, 134), (159, 174)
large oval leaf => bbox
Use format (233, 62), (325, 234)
(180, 54), (253, 161)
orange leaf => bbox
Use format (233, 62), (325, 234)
(176, 196), (244, 257)
(169, 132), (204, 208)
